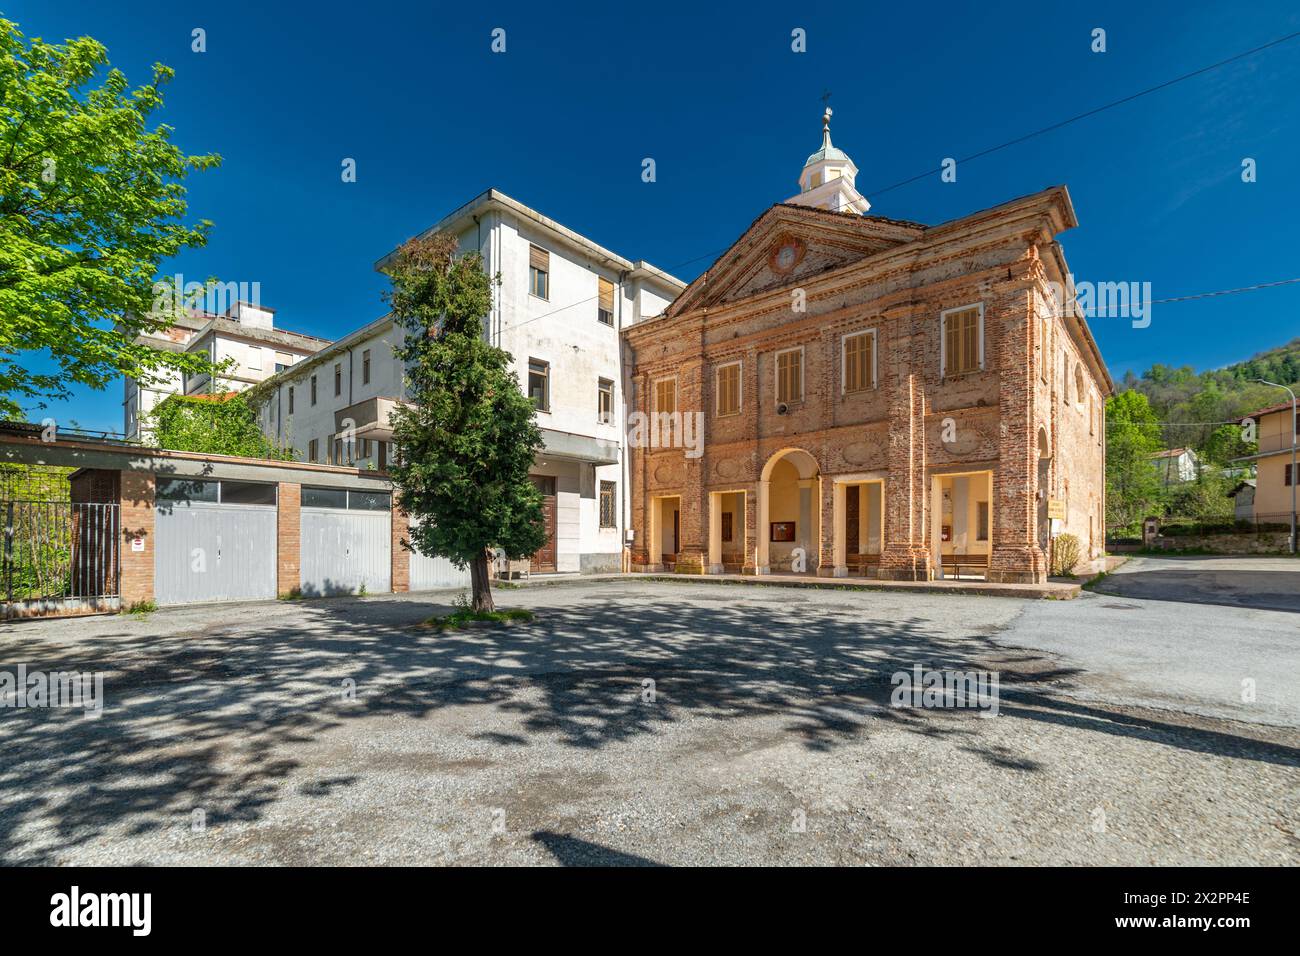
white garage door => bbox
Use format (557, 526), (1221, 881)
(406, 516), (472, 590)
(300, 486), (391, 596)
(409, 548), (472, 590)
(154, 478), (278, 606)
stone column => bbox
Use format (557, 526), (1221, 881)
(816, 476), (839, 576)
(742, 485), (758, 574)
(755, 479), (771, 573)
(707, 493), (724, 573)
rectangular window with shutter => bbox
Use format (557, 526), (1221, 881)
(653, 378), (676, 415)
(599, 481), (617, 528)
(941, 304), (982, 377)
(288, 386), (295, 414)
(362, 349), (371, 385)
(598, 378), (614, 423)
(597, 277), (614, 326)
(310, 374), (317, 406)
(334, 363), (342, 397)
(529, 245), (549, 299)
(307, 438), (317, 463)
(776, 347), (803, 404)
(842, 331), (875, 393)
(528, 359), (549, 411)
(715, 361), (741, 416)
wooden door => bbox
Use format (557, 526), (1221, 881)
(846, 485), (860, 555)
(530, 476), (557, 572)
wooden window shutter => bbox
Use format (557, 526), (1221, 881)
(963, 311), (978, 371)
(598, 277), (614, 311)
(530, 245), (549, 272)
(945, 318), (959, 375)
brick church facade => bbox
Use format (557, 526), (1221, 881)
(623, 110), (1111, 584)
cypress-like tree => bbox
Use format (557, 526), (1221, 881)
(383, 234), (546, 612)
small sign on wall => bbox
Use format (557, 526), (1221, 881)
(1046, 499), (1066, 521)
(131, 536), (145, 553)
(770, 521), (795, 542)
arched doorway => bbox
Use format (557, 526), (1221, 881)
(758, 448), (820, 574)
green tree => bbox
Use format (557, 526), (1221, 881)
(384, 234), (546, 612)
(149, 393), (291, 460)
(1166, 469), (1234, 523)
(0, 19), (220, 420)
(1202, 422), (1255, 468)
(1105, 390), (1165, 534)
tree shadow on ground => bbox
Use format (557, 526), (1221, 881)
(0, 584), (1296, 864)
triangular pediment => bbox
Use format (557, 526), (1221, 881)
(667, 204), (925, 317)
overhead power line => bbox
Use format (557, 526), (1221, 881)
(494, 28), (1300, 335)
(853, 28), (1300, 204)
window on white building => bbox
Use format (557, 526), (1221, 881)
(529, 245), (550, 300)
(598, 378), (614, 423)
(529, 359), (550, 411)
(598, 277), (614, 326)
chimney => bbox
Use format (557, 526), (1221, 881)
(227, 301), (275, 330)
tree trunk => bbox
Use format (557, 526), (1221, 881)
(470, 550), (494, 613)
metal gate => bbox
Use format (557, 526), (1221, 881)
(3, 500), (120, 618)
(300, 487), (391, 596)
(154, 479), (278, 606)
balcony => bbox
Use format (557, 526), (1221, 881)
(335, 396), (404, 442)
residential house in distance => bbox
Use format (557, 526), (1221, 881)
(123, 302), (330, 441)
(252, 189), (684, 575)
(1227, 479), (1256, 521)
(1149, 447), (1199, 485)
(1234, 400), (1298, 524)
(623, 109), (1112, 583)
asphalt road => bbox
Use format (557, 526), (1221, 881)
(997, 555), (1300, 728)
(0, 569), (1295, 866)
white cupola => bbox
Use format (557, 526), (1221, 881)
(787, 107), (870, 215)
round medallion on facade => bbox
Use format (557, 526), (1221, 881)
(714, 458), (743, 480)
(768, 234), (807, 276)
(653, 461), (685, 486)
(842, 442), (878, 467)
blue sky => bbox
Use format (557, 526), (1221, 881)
(8, 0), (1300, 432)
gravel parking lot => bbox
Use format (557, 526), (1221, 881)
(1, 569), (1296, 866)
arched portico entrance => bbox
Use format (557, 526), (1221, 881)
(757, 448), (820, 574)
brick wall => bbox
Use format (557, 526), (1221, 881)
(118, 471), (155, 606)
(391, 507), (410, 593)
(277, 482), (301, 596)
(625, 191), (1108, 586)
